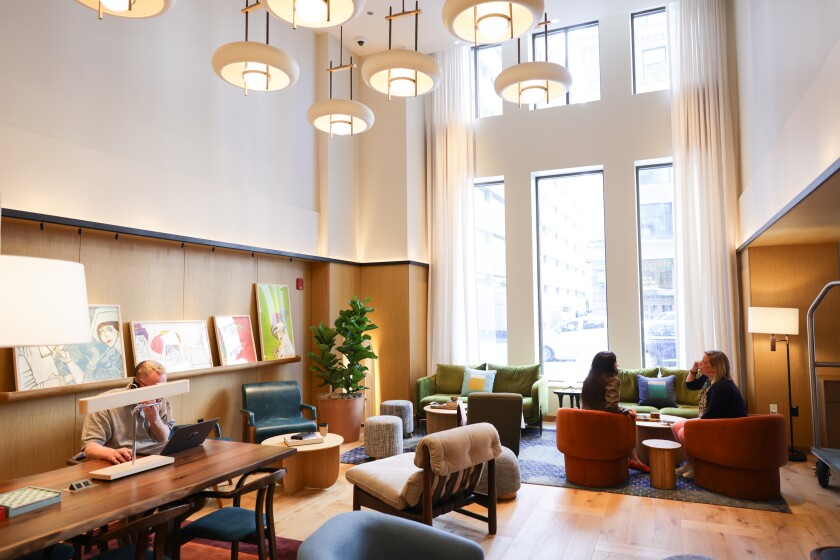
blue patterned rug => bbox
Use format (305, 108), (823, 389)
(340, 426), (791, 514)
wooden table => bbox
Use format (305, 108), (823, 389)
(423, 404), (462, 434)
(643, 438), (682, 489)
(0, 439), (296, 559)
(634, 414), (681, 464)
(553, 388), (582, 409)
(261, 433), (344, 495)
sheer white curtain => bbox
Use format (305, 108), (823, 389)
(668, 0), (742, 373)
(425, 46), (479, 366)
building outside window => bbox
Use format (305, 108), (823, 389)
(637, 164), (677, 367)
(474, 180), (507, 362)
(632, 7), (669, 94)
(536, 171), (606, 383)
(532, 21), (600, 109)
(472, 44), (503, 119)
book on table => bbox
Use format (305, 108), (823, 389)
(284, 432), (324, 446)
(0, 486), (62, 519)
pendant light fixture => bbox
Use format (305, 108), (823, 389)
(212, 1), (299, 95)
(361, 1), (442, 99)
(494, 14), (572, 107)
(308, 28), (374, 136)
(442, 0), (542, 45)
(74, 0), (176, 20)
(264, 0), (364, 29)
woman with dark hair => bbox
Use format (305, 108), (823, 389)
(581, 351), (649, 472)
(672, 349), (747, 479)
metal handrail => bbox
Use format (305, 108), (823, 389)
(807, 281), (840, 449)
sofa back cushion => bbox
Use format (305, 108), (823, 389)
(616, 368), (659, 402)
(661, 367), (701, 405)
(435, 364), (467, 394)
(486, 363), (541, 396)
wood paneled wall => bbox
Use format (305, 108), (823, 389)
(0, 217), (428, 481)
(743, 243), (840, 451)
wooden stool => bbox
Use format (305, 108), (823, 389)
(643, 438), (682, 489)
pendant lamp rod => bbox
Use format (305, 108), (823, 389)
(245, 0), (250, 40)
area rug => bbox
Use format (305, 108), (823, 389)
(340, 426), (791, 514)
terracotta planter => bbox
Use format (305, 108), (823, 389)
(318, 395), (364, 443)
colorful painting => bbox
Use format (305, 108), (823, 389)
(14, 305), (128, 391)
(255, 283), (295, 360)
(213, 315), (258, 366)
(130, 320), (213, 373)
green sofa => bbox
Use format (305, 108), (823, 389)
(416, 363), (548, 430)
(617, 367), (701, 419)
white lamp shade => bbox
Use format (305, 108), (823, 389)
(212, 42), (300, 92)
(361, 50), (443, 97)
(74, 0), (176, 18)
(442, 0), (543, 45)
(79, 379), (190, 414)
(747, 307), (799, 336)
(494, 61), (572, 104)
(308, 99), (374, 135)
(0, 256), (91, 347)
(265, 0), (365, 29)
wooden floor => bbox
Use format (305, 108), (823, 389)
(228, 424), (840, 559)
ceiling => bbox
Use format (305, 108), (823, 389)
(325, 0), (651, 57)
(743, 164), (840, 249)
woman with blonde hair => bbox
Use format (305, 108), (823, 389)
(672, 349), (747, 478)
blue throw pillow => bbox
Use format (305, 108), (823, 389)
(637, 374), (677, 408)
(461, 367), (496, 396)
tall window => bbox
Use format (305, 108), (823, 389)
(532, 21), (600, 109)
(537, 171), (606, 383)
(473, 44), (503, 119)
(632, 8), (669, 93)
(637, 164), (676, 367)
(474, 180), (507, 362)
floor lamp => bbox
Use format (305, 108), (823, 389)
(748, 306), (807, 462)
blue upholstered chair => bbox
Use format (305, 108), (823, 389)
(240, 381), (317, 443)
(178, 467), (286, 560)
(297, 510), (485, 560)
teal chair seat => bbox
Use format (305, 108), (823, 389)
(180, 508), (267, 542)
(241, 381), (317, 443)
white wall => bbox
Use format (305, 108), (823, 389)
(0, 1), (321, 255)
(735, 0), (840, 243)
(475, 6), (672, 367)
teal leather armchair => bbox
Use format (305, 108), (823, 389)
(240, 381), (317, 443)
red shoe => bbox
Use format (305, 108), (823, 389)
(629, 460), (650, 473)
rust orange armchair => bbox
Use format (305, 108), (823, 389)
(556, 408), (636, 487)
(684, 414), (787, 500)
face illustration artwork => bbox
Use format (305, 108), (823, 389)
(96, 323), (120, 347)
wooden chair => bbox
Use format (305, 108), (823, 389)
(84, 502), (190, 560)
(178, 467), (286, 560)
(346, 423), (502, 534)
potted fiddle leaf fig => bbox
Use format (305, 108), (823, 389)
(307, 296), (377, 443)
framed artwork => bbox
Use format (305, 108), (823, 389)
(213, 315), (258, 366)
(255, 283), (295, 361)
(14, 304), (128, 391)
(129, 320), (213, 373)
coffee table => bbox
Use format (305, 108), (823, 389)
(553, 388), (582, 409)
(423, 404), (464, 434)
(643, 438), (682, 489)
(261, 432), (344, 494)
(634, 414), (681, 464)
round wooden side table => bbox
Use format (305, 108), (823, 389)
(643, 438), (682, 490)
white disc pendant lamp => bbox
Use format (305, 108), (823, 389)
(264, 0), (365, 29)
(74, 0), (176, 19)
(309, 29), (374, 136)
(212, 1), (299, 95)
(495, 14), (571, 107)
(442, 0), (543, 45)
(362, 2), (442, 99)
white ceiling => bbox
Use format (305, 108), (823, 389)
(324, 0), (659, 57)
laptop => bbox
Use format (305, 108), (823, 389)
(137, 417), (220, 456)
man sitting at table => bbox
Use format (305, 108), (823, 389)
(81, 360), (175, 464)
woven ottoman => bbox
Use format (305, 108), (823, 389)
(380, 400), (414, 437)
(365, 416), (404, 459)
(476, 446), (521, 500)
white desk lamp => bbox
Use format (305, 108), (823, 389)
(78, 379), (191, 480)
